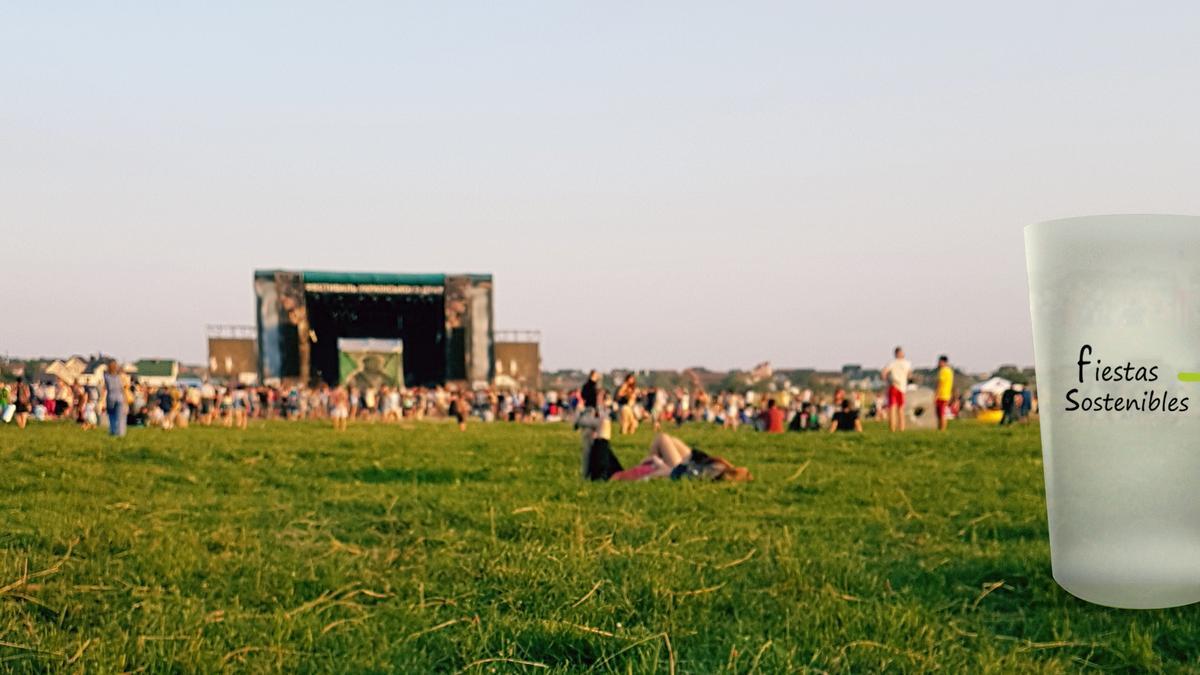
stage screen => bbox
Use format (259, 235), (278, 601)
(337, 338), (404, 388)
(255, 270), (491, 387)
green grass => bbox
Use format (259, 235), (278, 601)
(1, 419), (1198, 673)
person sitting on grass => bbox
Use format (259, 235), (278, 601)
(828, 398), (863, 433)
(789, 401), (817, 432)
(609, 433), (751, 482)
(760, 399), (785, 433)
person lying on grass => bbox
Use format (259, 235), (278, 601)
(607, 432), (751, 483)
(577, 389), (623, 481)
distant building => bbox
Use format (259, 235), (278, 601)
(208, 325), (258, 384)
(42, 355), (114, 386)
(750, 361), (773, 382)
(43, 357), (88, 384)
(542, 369), (586, 391)
(848, 369), (883, 390)
(810, 371), (845, 388)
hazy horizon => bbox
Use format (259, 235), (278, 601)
(6, 3), (1200, 373)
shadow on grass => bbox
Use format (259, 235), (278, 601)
(0, 530), (45, 549)
(329, 466), (491, 484)
(115, 446), (184, 467)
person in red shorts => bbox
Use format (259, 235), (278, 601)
(882, 346), (912, 432)
(934, 354), (954, 431)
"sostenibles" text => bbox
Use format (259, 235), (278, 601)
(1065, 345), (1190, 413)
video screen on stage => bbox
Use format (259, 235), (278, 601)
(337, 338), (404, 389)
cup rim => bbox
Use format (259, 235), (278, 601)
(1026, 214), (1200, 231)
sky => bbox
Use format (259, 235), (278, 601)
(4, 2), (1200, 373)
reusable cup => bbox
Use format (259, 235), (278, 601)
(1026, 214), (1200, 608)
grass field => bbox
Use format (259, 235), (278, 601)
(1, 419), (1198, 673)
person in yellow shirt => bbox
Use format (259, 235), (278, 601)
(935, 355), (954, 431)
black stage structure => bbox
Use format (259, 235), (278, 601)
(254, 270), (494, 387)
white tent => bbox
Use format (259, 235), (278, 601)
(968, 376), (1012, 411)
(971, 376), (1012, 397)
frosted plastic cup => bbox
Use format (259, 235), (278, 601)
(1026, 214), (1200, 608)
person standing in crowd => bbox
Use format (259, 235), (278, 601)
(41, 381), (55, 418)
(330, 385), (349, 431)
(1000, 383), (1023, 425)
(673, 386), (690, 426)
(12, 377), (33, 429)
(101, 362), (128, 437)
(882, 346), (913, 432)
(451, 388), (470, 431)
(71, 382), (86, 424)
(616, 373), (638, 435)
(723, 392), (740, 430)
(383, 386), (402, 422)
(200, 379), (216, 425)
(185, 385), (201, 424)
(0, 382), (10, 424)
(581, 370), (600, 410)
(55, 382), (72, 421)
(998, 381), (1017, 422)
(232, 385), (249, 429)
(81, 390), (98, 430)
(761, 398), (785, 433)
(935, 354), (954, 432)
(219, 387), (234, 427)
(645, 386), (659, 429)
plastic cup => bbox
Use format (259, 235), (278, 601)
(1025, 214), (1200, 608)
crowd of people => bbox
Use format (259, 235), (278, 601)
(0, 367), (562, 436)
(0, 348), (1041, 492)
(0, 348), (1033, 442)
(568, 348), (961, 438)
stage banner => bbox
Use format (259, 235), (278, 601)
(337, 338), (404, 388)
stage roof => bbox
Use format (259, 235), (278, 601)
(253, 270), (491, 285)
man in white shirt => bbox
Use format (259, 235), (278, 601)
(882, 346), (913, 432)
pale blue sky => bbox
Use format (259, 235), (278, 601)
(4, 2), (1200, 372)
